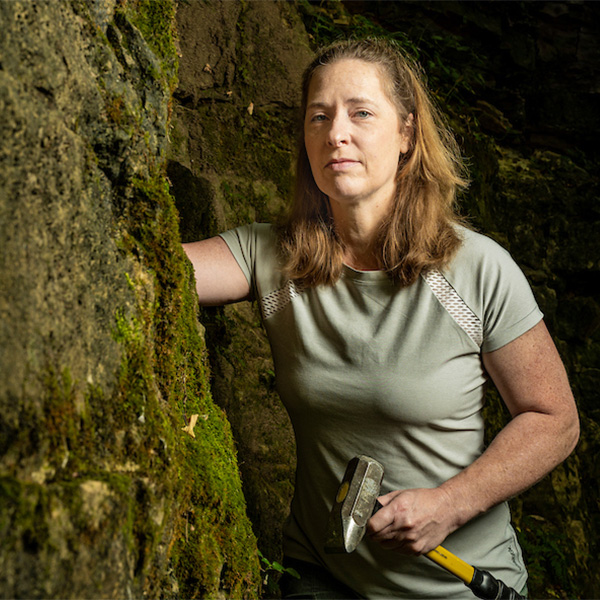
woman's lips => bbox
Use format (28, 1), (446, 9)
(326, 158), (359, 171)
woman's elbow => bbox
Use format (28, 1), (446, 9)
(559, 397), (580, 459)
(566, 405), (580, 456)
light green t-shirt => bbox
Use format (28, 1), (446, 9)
(220, 223), (542, 599)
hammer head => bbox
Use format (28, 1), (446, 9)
(324, 455), (384, 554)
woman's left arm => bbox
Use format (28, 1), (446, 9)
(442, 319), (579, 524)
(368, 320), (580, 554)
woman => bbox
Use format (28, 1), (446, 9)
(183, 39), (579, 599)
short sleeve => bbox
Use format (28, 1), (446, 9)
(218, 225), (256, 287)
(444, 228), (544, 354)
(480, 253), (543, 353)
(218, 223), (283, 302)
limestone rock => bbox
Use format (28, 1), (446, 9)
(0, 1), (259, 597)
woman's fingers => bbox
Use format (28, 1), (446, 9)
(366, 488), (455, 555)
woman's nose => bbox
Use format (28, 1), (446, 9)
(327, 116), (349, 147)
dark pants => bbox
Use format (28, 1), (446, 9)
(279, 556), (529, 599)
(279, 557), (363, 599)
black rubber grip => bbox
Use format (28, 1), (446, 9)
(468, 568), (525, 600)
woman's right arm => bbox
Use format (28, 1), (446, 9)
(182, 236), (251, 306)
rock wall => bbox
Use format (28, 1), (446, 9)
(0, 1), (259, 597)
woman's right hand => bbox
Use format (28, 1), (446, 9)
(182, 237), (250, 306)
(366, 487), (457, 556)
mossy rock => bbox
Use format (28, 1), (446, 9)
(0, 1), (260, 597)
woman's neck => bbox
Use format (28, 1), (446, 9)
(329, 196), (390, 271)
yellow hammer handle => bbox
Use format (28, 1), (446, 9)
(426, 545), (475, 584)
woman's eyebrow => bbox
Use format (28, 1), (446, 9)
(306, 101), (329, 110)
(307, 97), (375, 109)
(346, 97), (375, 105)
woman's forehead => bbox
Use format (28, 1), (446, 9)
(307, 59), (389, 99)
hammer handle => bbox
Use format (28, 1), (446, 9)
(426, 546), (474, 583)
(426, 545), (525, 600)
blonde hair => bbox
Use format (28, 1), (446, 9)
(278, 38), (469, 287)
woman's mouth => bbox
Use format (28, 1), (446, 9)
(326, 158), (359, 171)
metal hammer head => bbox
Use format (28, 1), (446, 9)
(324, 455), (384, 554)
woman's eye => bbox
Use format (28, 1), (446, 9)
(355, 110), (371, 118)
(311, 114), (327, 122)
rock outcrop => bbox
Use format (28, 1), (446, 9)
(0, 1), (259, 597)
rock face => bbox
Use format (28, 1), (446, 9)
(0, 1), (259, 597)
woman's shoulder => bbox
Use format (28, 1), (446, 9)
(455, 224), (509, 252)
(443, 228), (542, 352)
(450, 225), (516, 273)
(218, 222), (287, 293)
(440, 224), (539, 322)
(225, 221), (275, 238)
(440, 224), (530, 308)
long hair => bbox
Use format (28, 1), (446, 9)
(278, 38), (469, 287)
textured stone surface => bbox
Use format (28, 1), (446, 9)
(170, 1), (312, 577)
(0, 1), (259, 597)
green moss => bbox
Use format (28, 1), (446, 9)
(115, 166), (260, 595)
(10, 60), (257, 600)
(1, 0), (259, 596)
(126, 0), (179, 91)
(172, 427), (259, 598)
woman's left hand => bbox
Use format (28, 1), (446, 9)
(366, 487), (457, 555)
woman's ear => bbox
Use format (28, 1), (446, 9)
(399, 113), (414, 155)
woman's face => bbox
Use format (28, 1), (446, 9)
(304, 59), (410, 211)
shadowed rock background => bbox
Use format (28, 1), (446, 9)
(1, 1), (598, 598)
